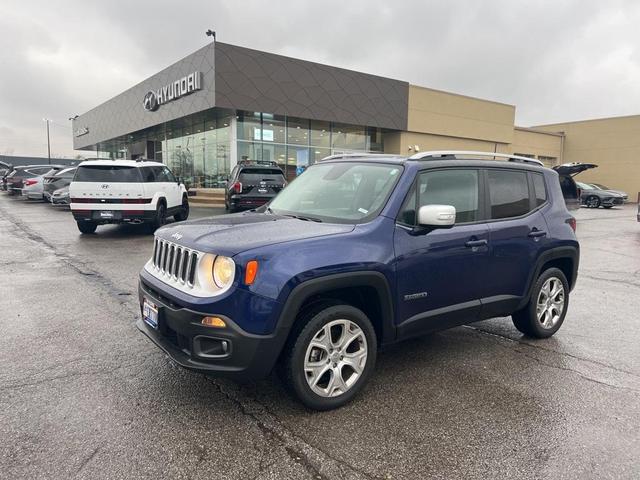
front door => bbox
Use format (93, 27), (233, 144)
(394, 168), (489, 340)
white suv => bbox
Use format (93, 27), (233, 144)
(69, 159), (189, 234)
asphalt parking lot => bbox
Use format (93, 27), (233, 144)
(1, 195), (639, 480)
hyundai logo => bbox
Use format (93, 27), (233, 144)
(143, 91), (159, 112)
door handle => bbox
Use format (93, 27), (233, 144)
(465, 239), (488, 248)
(528, 229), (547, 238)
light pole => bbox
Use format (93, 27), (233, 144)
(43, 118), (51, 164)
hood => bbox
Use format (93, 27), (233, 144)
(553, 162), (598, 176)
(157, 212), (355, 255)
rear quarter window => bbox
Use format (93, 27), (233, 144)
(74, 165), (142, 183)
(531, 173), (547, 207)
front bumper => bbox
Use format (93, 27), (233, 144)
(601, 197), (624, 206)
(137, 278), (286, 380)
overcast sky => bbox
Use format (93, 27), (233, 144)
(1, 0), (639, 158)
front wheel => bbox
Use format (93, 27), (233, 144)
(585, 195), (600, 208)
(512, 268), (569, 338)
(77, 221), (97, 234)
(282, 303), (377, 410)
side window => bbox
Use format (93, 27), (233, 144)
(531, 173), (547, 207)
(487, 169), (530, 219)
(153, 166), (175, 183)
(163, 167), (176, 183)
(140, 167), (155, 183)
(419, 169), (480, 224)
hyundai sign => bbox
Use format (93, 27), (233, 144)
(143, 71), (202, 112)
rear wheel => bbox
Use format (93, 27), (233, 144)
(77, 221), (97, 234)
(585, 195), (600, 208)
(512, 268), (569, 338)
(150, 202), (167, 231)
(174, 196), (189, 222)
(282, 302), (377, 410)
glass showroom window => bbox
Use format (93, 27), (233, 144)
(310, 120), (331, 149)
(287, 117), (310, 145)
(262, 113), (286, 144)
(237, 111), (262, 142)
(332, 123), (367, 151)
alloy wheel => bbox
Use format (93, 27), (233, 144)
(304, 319), (368, 398)
(536, 277), (565, 329)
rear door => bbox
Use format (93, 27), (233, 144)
(481, 168), (549, 317)
(150, 166), (181, 207)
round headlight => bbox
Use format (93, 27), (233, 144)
(212, 256), (235, 289)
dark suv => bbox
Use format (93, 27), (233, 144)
(225, 161), (287, 212)
(137, 152), (579, 410)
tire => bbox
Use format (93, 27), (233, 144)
(585, 195), (600, 208)
(77, 221), (97, 234)
(174, 196), (189, 222)
(150, 202), (167, 231)
(512, 267), (569, 338)
(282, 302), (377, 410)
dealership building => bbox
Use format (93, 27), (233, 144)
(73, 41), (640, 199)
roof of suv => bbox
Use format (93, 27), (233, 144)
(77, 159), (163, 168)
(318, 152), (548, 171)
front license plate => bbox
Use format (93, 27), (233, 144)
(99, 210), (114, 218)
(143, 298), (159, 329)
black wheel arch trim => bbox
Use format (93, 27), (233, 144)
(518, 246), (579, 310)
(275, 271), (396, 345)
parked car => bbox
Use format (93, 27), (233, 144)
(50, 186), (70, 206)
(575, 182), (625, 208)
(69, 159), (189, 234)
(225, 161), (287, 212)
(5, 165), (65, 196)
(0, 161), (12, 190)
(588, 183), (628, 203)
(21, 167), (66, 200)
(44, 167), (76, 202)
(552, 162), (598, 210)
(137, 151), (579, 410)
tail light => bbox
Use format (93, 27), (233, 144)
(24, 179), (38, 186)
(567, 217), (577, 232)
(232, 182), (242, 194)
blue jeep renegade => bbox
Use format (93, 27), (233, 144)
(137, 151), (579, 410)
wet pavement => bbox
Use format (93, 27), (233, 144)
(1, 194), (638, 479)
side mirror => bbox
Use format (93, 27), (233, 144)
(417, 205), (456, 228)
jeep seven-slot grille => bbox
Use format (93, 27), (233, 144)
(152, 238), (198, 286)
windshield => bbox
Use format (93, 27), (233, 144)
(591, 183), (609, 190)
(268, 162), (402, 223)
(74, 165), (142, 183)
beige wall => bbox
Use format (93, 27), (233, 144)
(407, 85), (515, 144)
(511, 127), (564, 165)
(384, 131), (509, 156)
(535, 116), (640, 200)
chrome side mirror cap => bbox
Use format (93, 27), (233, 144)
(418, 204), (456, 228)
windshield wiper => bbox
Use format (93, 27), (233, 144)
(282, 213), (323, 223)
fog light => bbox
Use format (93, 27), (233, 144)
(202, 316), (226, 328)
